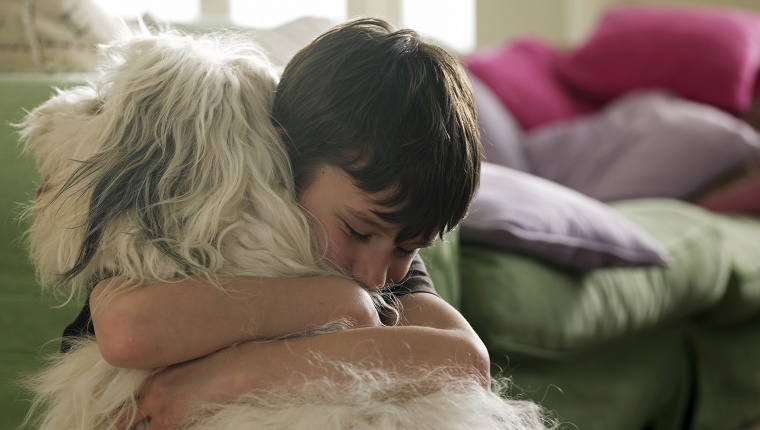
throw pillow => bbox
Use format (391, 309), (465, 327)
(524, 91), (760, 202)
(176, 16), (335, 74)
(244, 16), (334, 73)
(0, 0), (127, 72)
(557, 5), (760, 114)
(464, 36), (595, 130)
(460, 162), (671, 271)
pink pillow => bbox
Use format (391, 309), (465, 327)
(695, 175), (760, 214)
(464, 37), (594, 130)
(557, 5), (760, 114)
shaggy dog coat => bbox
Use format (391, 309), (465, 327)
(20, 30), (554, 430)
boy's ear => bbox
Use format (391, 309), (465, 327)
(275, 126), (286, 137)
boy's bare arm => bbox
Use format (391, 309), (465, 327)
(132, 292), (489, 430)
(90, 276), (381, 369)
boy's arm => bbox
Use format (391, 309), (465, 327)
(90, 275), (381, 369)
(132, 292), (489, 430)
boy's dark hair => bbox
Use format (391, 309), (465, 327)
(272, 17), (480, 243)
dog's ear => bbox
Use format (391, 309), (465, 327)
(19, 86), (103, 187)
(18, 84), (110, 294)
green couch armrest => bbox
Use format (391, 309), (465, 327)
(419, 228), (461, 309)
(0, 73), (92, 429)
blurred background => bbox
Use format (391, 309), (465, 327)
(91, 0), (760, 54)
(3, 1), (760, 429)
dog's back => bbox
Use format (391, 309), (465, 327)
(19, 30), (334, 430)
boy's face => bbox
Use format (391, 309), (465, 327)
(298, 164), (434, 291)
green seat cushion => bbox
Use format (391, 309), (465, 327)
(688, 315), (760, 430)
(460, 199), (730, 358)
(685, 215), (760, 429)
(419, 228), (461, 309)
(0, 294), (81, 428)
(495, 328), (691, 430)
(1, 75), (91, 294)
(696, 213), (760, 325)
(0, 74), (97, 428)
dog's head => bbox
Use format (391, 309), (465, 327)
(21, 31), (327, 297)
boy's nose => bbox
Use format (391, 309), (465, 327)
(351, 256), (389, 291)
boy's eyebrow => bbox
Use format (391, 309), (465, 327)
(346, 208), (436, 248)
(408, 238), (437, 249)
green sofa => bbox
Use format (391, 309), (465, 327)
(462, 200), (760, 430)
(0, 74), (90, 429)
(2, 75), (760, 430)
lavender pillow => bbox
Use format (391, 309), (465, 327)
(467, 71), (531, 172)
(461, 162), (671, 270)
(524, 91), (760, 202)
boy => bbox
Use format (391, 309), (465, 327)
(78, 18), (485, 429)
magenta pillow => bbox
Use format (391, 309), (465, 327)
(558, 5), (760, 114)
(464, 37), (594, 130)
(695, 175), (760, 215)
(461, 162), (671, 271)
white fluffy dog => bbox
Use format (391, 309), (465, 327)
(20, 30), (554, 430)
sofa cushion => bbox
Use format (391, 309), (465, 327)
(175, 16), (335, 74)
(419, 229), (461, 309)
(557, 5), (760, 114)
(461, 162), (671, 271)
(695, 214), (760, 325)
(495, 328), (691, 430)
(688, 317), (760, 430)
(460, 199), (729, 358)
(0, 0), (127, 72)
(524, 91), (760, 202)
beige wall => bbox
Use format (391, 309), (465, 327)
(475, 0), (760, 50)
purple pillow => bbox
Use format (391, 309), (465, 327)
(467, 71), (531, 172)
(461, 162), (671, 271)
(523, 91), (760, 202)
(557, 5), (760, 114)
(464, 37), (594, 130)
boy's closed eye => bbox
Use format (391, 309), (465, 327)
(344, 221), (370, 242)
(343, 221), (419, 257)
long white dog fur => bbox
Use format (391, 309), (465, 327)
(20, 30), (555, 430)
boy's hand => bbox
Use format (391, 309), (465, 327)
(126, 346), (246, 430)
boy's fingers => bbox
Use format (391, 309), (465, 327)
(109, 399), (150, 430)
(131, 417), (151, 430)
